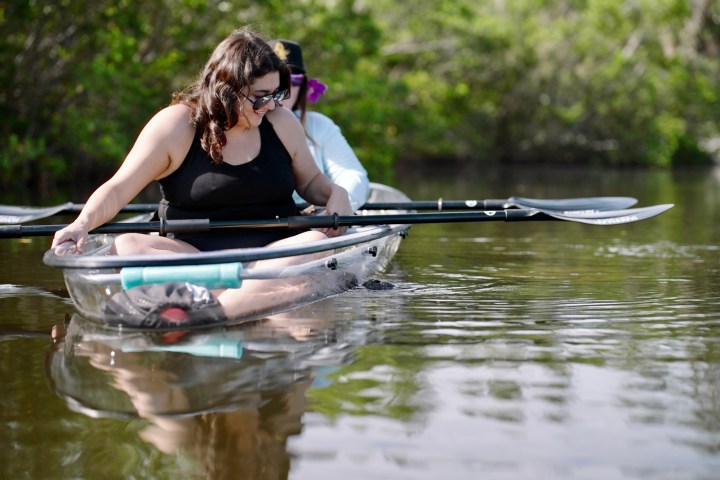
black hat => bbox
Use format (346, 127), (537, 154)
(269, 39), (305, 73)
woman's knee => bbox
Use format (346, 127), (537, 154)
(298, 231), (328, 242)
(112, 234), (198, 255)
(270, 231), (327, 247)
(111, 233), (150, 255)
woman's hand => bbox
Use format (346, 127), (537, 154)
(51, 223), (89, 255)
(319, 185), (353, 237)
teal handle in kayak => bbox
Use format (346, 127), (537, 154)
(122, 334), (243, 358)
(123, 340), (243, 359)
(120, 262), (243, 289)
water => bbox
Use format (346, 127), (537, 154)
(1, 165), (719, 479)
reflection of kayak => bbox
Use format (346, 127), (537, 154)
(45, 311), (354, 472)
(42, 183), (410, 329)
(46, 313), (346, 419)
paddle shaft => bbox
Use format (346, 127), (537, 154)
(0, 200), (519, 217)
(79, 200), (529, 212)
(0, 210), (549, 238)
(111, 199), (625, 211)
(0, 195), (637, 219)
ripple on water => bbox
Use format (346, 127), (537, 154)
(596, 241), (720, 260)
(363, 257), (720, 366)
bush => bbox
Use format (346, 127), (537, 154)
(1, 0), (718, 191)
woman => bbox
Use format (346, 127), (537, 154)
(51, 28), (354, 323)
(269, 39), (369, 208)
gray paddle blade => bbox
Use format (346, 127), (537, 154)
(509, 196), (637, 213)
(0, 202), (74, 224)
(545, 204), (674, 225)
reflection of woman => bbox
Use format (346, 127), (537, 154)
(46, 314), (335, 479)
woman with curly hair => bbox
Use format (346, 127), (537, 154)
(51, 28), (354, 323)
(52, 27), (352, 254)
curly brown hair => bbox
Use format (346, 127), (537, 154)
(172, 28), (290, 163)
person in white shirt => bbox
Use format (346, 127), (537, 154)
(269, 39), (370, 209)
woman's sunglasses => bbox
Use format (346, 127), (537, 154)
(239, 89), (288, 111)
(290, 74), (306, 87)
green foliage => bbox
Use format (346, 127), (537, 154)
(1, 0), (231, 186)
(1, 0), (718, 189)
(0, 134), (66, 190)
(366, 0), (719, 166)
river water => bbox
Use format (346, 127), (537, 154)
(1, 165), (718, 479)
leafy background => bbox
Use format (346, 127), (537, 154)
(1, 0), (718, 192)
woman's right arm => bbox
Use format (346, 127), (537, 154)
(51, 105), (194, 252)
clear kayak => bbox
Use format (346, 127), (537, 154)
(43, 183), (411, 329)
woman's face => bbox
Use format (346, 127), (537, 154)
(238, 71), (282, 126)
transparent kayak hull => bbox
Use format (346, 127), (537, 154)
(43, 184), (410, 328)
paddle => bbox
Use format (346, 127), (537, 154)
(0, 202), (158, 224)
(350, 196), (638, 213)
(0, 195), (638, 224)
(0, 204), (674, 239)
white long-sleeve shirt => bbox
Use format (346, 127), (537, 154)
(293, 111), (370, 208)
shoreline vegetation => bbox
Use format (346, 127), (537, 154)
(4, 162), (716, 209)
(2, 1), (719, 190)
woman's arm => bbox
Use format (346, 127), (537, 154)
(51, 105), (194, 252)
(269, 108), (353, 236)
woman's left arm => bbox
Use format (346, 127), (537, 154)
(269, 108), (353, 236)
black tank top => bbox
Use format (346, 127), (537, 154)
(158, 116), (305, 250)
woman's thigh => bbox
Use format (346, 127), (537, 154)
(112, 233), (200, 255)
(255, 231), (328, 267)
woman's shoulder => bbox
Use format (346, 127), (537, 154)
(266, 107), (307, 149)
(138, 104), (195, 169)
(146, 104), (194, 136)
(267, 105), (300, 125)
(155, 103), (193, 125)
(267, 106), (305, 137)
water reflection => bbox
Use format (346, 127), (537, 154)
(46, 311), (359, 479)
(366, 231), (720, 471)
